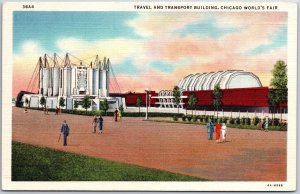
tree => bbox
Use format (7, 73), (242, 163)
(119, 104), (124, 114)
(74, 100), (79, 111)
(270, 60), (287, 121)
(100, 98), (109, 115)
(173, 86), (181, 114)
(136, 96), (142, 114)
(40, 96), (46, 109)
(213, 84), (222, 119)
(188, 93), (197, 115)
(82, 95), (91, 113)
(268, 89), (279, 124)
(59, 97), (65, 108)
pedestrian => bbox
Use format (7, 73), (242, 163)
(209, 120), (214, 140)
(60, 120), (70, 146)
(46, 106), (49, 115)
(264, 116), (269, 132)
(221, 123), (227, 142)
(114, 108), (118, 122)
(206, 119), (214, 140)
(215, 120), (221, 143)
(55, 107), (59, 115)
(259, 117), (265, 130)
(24, 106), (28, 113)
(98, 116), (104, 133)
(92, 116), (97, 133)
(118, 109), (122, 121)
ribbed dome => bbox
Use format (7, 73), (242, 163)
(178, 70), (262, 91)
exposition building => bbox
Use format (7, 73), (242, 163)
(17, 54), (287, 113)
(113, 70), (286, 113)
(20, 54), (122, 110)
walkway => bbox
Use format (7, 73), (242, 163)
(12, 107), (286, 181)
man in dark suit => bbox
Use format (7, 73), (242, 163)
(98, 116), (104, 133)
(60, 120), (70, 146)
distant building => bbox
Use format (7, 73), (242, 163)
(21, 54), (122, 111)
(153, 70), (262, 108)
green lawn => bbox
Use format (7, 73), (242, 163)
(12, 141), (206, 181)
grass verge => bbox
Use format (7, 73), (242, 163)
(12, 141), (206, 181)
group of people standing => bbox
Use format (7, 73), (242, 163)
(93, 116), (104, 134)
(114, 108), (122, 122)
(207, 120), (228, 143)
(59, 116), (103, 146)
(59, 108), (124, 146)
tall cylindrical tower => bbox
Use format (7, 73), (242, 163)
(42, 68), (50, 96)
(53, 67), (60, 96)
(92, 68), (99, 96)
(66, 67), (72, 97)
(87, 68), (93, 95)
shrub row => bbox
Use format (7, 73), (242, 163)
(26, 107), (183, 118)
(173, 114), (285, 128)
(149, 119), (286, 131)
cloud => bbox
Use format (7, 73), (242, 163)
(115, 69), (179, 93)
(127, 12), (205, 37)
(56, 37), (145, 65)
(13, 41), (47, 95)
(13, 12), (288, 96)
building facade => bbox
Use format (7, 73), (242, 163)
(22, 54), (120, 111)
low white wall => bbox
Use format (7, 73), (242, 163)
(125, 107), (287, 119)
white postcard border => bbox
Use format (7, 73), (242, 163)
(2, 1), (297, 191)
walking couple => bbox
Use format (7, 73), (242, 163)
(93, 116), (104, 134)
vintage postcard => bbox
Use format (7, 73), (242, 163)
(2, 1), (297, 191)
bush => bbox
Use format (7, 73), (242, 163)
(192, 115), (198, 122)
(223, 117), (229, 124)
(235, 117), (241, 124)
(173, 115), (178, 121)
(67, 110), (184, 118)
(211, 116), (218, 123)
(198, 115), (205, 123)
(241, 117), (245, 125)
(229, 117), (235, 124)
(204, 115), (209, 123)
(219, 117), (223, 123)
(262, 118), (272, 126)
(252, 117), (260, 125)
(186, 115), (192, 122)
(241, 117), (251, 125)
(245, 117), (251, 125)
(272, 118), (280, 126)
(182, 115), (186, 122)
(28, 107), (184, 118)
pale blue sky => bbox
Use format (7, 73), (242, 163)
(13, 11), (288, 93)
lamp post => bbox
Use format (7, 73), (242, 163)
(149, 94), (152, 107)
(145, 88), (149, 120)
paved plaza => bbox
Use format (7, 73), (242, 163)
(12, 107), (286, 181)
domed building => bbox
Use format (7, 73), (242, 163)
(152, 70), (267, 110)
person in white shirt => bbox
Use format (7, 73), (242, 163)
(221, 123), (227, 142)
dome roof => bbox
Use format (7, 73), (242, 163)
(178, 70), (262, 91)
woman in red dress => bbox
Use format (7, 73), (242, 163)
(215, 120), (221, 143)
